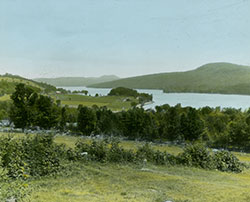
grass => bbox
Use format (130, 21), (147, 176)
(2, 132), (250, 201)
(26, 162), (250, 202)
(53, 94), (138, 111)
(0, 94), (10, 101)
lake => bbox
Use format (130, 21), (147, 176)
(59, 86), (250, 110)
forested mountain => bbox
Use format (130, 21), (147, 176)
(89, 63), (250, 95)
(34, 75), (119, 87)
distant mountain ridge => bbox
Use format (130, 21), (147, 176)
(88, 63), (250, 95)
(34, 75), (119, 87)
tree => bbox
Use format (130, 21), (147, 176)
(165, 107), (182, 141)
(10, 84), (37, 129)
(228, 117), (250, 148)
(10, 84), (59, 130)
(120, 108), (158, 140)
(35, 95), (59, 129)
(59, 106), (67, 131)
(180, 107), (204, 141)
(95, 106), (114, 135)
(77, 106), (97, 135)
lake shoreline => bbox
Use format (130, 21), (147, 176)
(58, 86), (250, 111)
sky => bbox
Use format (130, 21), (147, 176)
(0, 0), (250, 79)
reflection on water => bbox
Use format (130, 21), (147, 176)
(59, 86), (250, 110)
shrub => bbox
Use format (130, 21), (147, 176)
(74, 139), (243, 173)
(153, 151), (177, 165)
(152, 150), (166, 165)
(107, 141), (135, 163)
(177, 144), (244, 173)
(0, 136), (27, 178)
(178, 144), (214, 169)
(75, 140), (108, 162)
(0, 134), (63, 178)
(136, 143), (177, 165)
(213, 150), (243, 172)
(22, 134), (62, 177)
(136, 143), (155, 162)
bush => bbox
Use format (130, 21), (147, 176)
(74, 139), (243, 173)
(177, 144), (244, 173)
(22, 134), (62, 177)
(213, 150), (243, 172)
(107, 141), (135, 163)
(152, 151), (177, 165)
(0, 134), (63, 178)
(136, 143), (177, 165)
(136, 143), (155, 162)
(0, 136), (26, 179)
(178, 144), (213, 169)
(75, 140), (108, 162)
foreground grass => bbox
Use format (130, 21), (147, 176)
(26, 162), (250, 202)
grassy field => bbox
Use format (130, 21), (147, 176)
(27, 162), (250, 202)
(2, 133), (250, 202)
(0, 94), (10, 101)
(53, 94), (138, 111)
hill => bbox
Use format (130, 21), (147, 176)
(34, 75), (119, 87)
(0, 73), (56, 95)
(89, 63), (250, 95)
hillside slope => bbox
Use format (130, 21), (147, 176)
(34, 75), (119, 87)
(89, 63), (250, 95)
(0, 74), (56, 95)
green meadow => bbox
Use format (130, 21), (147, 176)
(53, 94), (138, 111)
(27, 162), (250, 202)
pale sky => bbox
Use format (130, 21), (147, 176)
(0, 0), (250, 79)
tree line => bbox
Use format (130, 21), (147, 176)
(3, 84), (250, 151)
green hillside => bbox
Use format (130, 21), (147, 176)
(89, 63), (250, 95)
(0, 73), (56, 95)
(34, 75), (119, 87)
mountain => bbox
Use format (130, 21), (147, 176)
(34, 75), (120, 87)
(88, 63), (250, 95)
(0, 73), (56, 95)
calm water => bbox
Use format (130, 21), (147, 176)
(59, 86), (250, 110)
